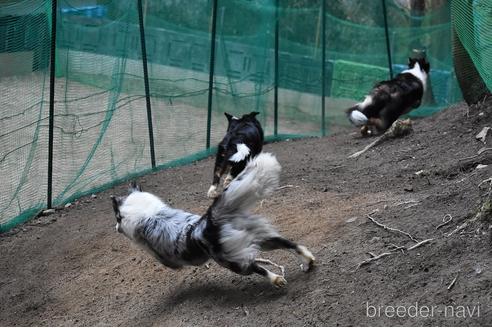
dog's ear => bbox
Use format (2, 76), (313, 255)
(128, 181), (142, 193)
(224, 112), (234, 122)
(248, 111), (260, 118)
(420, 59), (430, 73)
(111, 195), (123, 223)
(110, 195), (122, 213)
(408, 57), (417, 67)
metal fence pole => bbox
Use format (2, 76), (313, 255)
(206, 0), (218, 149)
(274, 0), (279, 136)
(321, 0), (326, 136)
(381, 0), (393, 78)
(47, 0), (57, 209)
(137, 0), (156, 168)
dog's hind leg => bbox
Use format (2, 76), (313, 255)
(221, 259), (287, 288)
(360, 125), (371, 136)
(255, 258), (285, 277)
(355, 95), (386, 116)
(260, 237), (315, 272)
(367, 117), (389, 134)
(250, 262), (287, 288)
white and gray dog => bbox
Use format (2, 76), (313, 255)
(111, 153), (315, 287)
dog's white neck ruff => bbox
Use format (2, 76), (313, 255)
(402, 62), (428, 92)
(229, 143), (251, 162)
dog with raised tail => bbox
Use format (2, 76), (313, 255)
(207, 111), (263, 198)
(346, 57), (430, 136)
(111, 153), (314, 288)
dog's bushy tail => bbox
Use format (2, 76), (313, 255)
(213, 152), (281, 217)
(210, 153), (281, 265)
(346, 105), (368, 127)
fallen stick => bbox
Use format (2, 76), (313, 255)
(458, 147), (492, 163)
(457, 148), (492, 170)
(448, 183), (492, 237)
(276, 185), (297, 190)
(356, 252), (394, 269)
(388, 243), (407, 253)
(478, 177), (492, 188)
(394, 200), (420, 207)
(348, 135), (387, 159)
(406, 238), (434, 250)
(447, 275), (458, 290)
(447, 219), (474, 237)
(348, 119), (413, 159)
(436, 214), (453, 230)
(367, 214), (419, 243)
(356, 238), (434, 270)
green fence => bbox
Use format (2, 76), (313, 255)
(0, 0), (464, 231)
(451, 0), (491, 104)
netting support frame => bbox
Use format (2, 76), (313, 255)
(206, 0), (218, 149)
(137, 0), (156, 168)
(274, 0), (279, 136)
(381, 0), (393, 79)
(321, 0), (326, 136)
(47, 0), (57, 209)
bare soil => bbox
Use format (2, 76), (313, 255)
(1, 100), (492, 326)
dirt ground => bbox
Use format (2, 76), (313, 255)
(1, 99), (492, 326)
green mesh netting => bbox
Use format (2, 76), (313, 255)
(451, 0), (491, 104)
(1, 0), (462, 231)
(1, 0), (51, 231)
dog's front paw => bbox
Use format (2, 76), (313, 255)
(207, 185), (219, 198)
(297, 245), (315, 272)
(270, 274), (287, 288)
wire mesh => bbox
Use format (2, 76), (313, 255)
(0, 0), (466, 231)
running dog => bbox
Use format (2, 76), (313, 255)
(346, 57), (430, 135)
(207, 111), (264, 198)
(111, 153), (314, 287)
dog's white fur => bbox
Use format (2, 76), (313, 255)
(402, 62), (427, 91)
(348, 96), (373, 126)
(359, 95), (373, 108)
(217, 152), (280, 214)
(229, 143), (251, 163)
(349, 109), (369, 126)
(116, 191), (165, 235)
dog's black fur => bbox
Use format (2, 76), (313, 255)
(207, 111), (264, 198)
(346, 57), (430, 135)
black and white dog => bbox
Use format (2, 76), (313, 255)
(346, 57), (430, 135)
(111, 153), (314, 287)
(207, 111), (263, 198)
